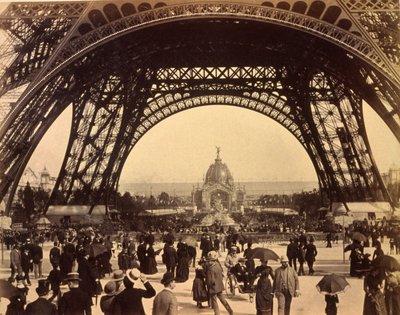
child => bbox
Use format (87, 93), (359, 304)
(192, 266), (209, 308)
(325, 294), (339, 315)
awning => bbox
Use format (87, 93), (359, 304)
(332, 202), (392, 215)
(47, 205), (107, 216)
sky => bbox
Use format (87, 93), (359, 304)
(27, 103), (400, 184)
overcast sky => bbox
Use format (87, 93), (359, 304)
(28, 103), (399, 183)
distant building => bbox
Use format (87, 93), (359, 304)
(192, 148), (246, 212)
(19, 166), (56, 191)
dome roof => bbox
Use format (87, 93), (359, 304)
(205, 150), (234, 187)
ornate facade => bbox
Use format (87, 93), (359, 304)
(192, 148), (245, 212)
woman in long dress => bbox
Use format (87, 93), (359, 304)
(143, 243), (158, 275)
(175, 242), (190, 283)
(255, 269), (273, 315)
(363, 266), (387, 315)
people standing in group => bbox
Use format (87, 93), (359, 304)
(344, 240), (364, 277)
(112, 268), (156, 315)
(305, 237), (318, 275)
(206, 251), (233, 315)
(152, 272), (178, 315)
(200, 234), (213, 258)
(25, 279), (57, 315)
(286, 238), (298, 272)
(58, 272), (93, 315)
(273, 255), (300, 315)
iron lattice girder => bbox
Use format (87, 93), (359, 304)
(0, 9), (397, 209)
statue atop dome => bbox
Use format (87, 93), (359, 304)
(192, 148), (246, 217)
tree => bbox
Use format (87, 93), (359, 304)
(22, 182), (35, 222)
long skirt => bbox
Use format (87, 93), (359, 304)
(363, 291), (388, 315)
(175, 258), (189, 283)
(143, 256), (157, 275)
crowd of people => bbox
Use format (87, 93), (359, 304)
(1, 221), (400, 315)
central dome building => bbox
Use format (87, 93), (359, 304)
(192, 149), (245, 212)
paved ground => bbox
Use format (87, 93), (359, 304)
(0, 239), (398, 315)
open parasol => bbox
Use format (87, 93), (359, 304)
(373, 255), (400, 271)
(316, 274), (350, 295)
(85, 243), (108, 257)
(351, 232), (367, 243)
(249, 248), (280, 261)
(0, 279), (21, 299)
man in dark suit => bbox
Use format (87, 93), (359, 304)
(49, 241), (61, 267)
(25, 279), (57, 315)
(31, 240), (43, 279)
(113, 268), (156, 315)
(59, 272), (92, 315)
(163, 240), (178, 277)
(152, 272), (178, 315)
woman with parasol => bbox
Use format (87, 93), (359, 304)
(316, 274), (350, 315)
(362, 265), (387, 315)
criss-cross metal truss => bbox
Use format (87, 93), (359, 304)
(0, 0), (399, 214)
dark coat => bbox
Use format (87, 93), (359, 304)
(58, 287), (92, 315)
(287, 242), (298, 259)
(100, 295), (116, 315)
(31, 245), (43, 264)
(25, 297), (57, 315)
(77, 258), (97, 297)
(205, 261), (224, 294)
(49, 247), (61, 266)
(305, 243), (318, 262)
(113, 282), (156, 315)
(163, 246), (178, 268)
(256, 275), (273, 313)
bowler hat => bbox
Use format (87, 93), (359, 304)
(160, 272), (175, 286)
(66, 272), (81, 282)
(104, 281), (117, 296)
(280, 255), (289, 263)
(111, 270), (124, 281)
(126, 268), (141, 283)
(36, 279), (49, 296)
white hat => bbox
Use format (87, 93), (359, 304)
(280, 255), (289, 263)
(126, 268), (141, 283)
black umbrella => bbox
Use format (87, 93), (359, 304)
(85, 243), (108, 257)
(249, 248), (280, 261)
(351, 232), (367, 243)
(0, 279), (21, 299)
(316, 274), (350, 295)
(373, 255), (400, 271)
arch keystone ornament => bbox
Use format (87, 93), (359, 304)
(0, 0), (399, 215)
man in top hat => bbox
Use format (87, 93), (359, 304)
(206, 251), (233, 315)
(113, 268), (156, 315)
(58, 272), (93, 315)
(273, 255), (300, 315)
(25, 279), (57, 315)
(152, 272), (178, 315)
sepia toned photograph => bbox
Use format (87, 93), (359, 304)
(0, 0), (399, 314)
